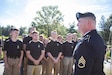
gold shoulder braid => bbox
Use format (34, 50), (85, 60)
(78, 56), (86, 68)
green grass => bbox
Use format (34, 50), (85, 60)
(0, 51), (4, 60)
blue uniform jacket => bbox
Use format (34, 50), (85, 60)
(73, 30), (106, 75)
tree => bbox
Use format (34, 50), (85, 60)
(34, 6), (65, 37)
(1, 25), (14, 36)
(0, 25), (2, 35)
(106, 14), (112, 44)
(99, 15), (112, 44)
(67, 21), (77, 33)
(19, 26), (27, 36)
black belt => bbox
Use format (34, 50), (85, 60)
(8, 56), (20, 59)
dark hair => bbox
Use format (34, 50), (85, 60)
(9, 28), (19, 33)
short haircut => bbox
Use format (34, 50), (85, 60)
(10, 28), (19, 32)
(32, 31), (39, 35)
(51, 30), (57, 34)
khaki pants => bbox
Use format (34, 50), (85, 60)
(62, 57), (74, 75)
(46, 57), (60, 75)
(4, 58), (20, 75)
(41, 59), (47, 75)
(23, 57), (28, 75)
(27, 65), (42, 75)
(60, 59), (63, 75)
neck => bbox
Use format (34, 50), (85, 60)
(11, 38), (17, 42)
(52, 39), (57, 41)
(67, 40), (72, 43)
(32, 39), (38, 42)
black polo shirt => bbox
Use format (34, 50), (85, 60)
(72, 41), (77, 47)
(23, 36), (32, 45)
(46, 40), (62, 57)
(26, 41), (44, 65)
(23, 36), (32, 56)
(4, 39), (23, 58)
(62, 41), (75, 57)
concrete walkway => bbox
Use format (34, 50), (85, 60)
(0, 60), (111, 75)
(0, 62), (4, 75)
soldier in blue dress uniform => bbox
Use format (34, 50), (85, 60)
(73, 12), (106, 75)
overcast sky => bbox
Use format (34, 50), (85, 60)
(0, 0), (112, 29)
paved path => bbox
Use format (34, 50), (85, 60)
(0, 60), (111, 75)
(0, 62), (4, 75)
(104, 60), (111, 75)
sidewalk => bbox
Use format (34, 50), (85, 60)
(0, 60), (111, 75)
(0, 62), (4, 75)
(104, 60), (111, 75)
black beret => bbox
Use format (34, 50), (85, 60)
(76, 12), (96, 20)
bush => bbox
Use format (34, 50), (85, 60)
(0, 51), (4, 60)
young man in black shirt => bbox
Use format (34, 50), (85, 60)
(72, 33), (78, 46)
(46, 30), (62, 75)
(23, 27), (36, 75)
(57, 35), (63, 75)
(4, 28), (23, 75)
(62, 33), (75, 75)
(26, 31), (45, 75)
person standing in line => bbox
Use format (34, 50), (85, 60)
(46, 30), (62, 75)
(62, 33), (75, 75)
(39, 34), (44, 42)
(4, 28), (23, 75)
(39, 34), (47, 75)
(72, 33), (78, 46)
(72, 33), (78, 72)
(22, 27), (36, 75)
(57, 35), (63, 75)
(26, 31), (45, 75)
(73, 12), (106, 75)
(2, 28), (14, 75)
(41, 38), (50, 75)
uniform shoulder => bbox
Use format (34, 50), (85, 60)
(5, 39), (10, 42)
(16, 40), (23, 44)
(63, 41), (67, 44)
(29, 40), (33, 44)
(38, 41), (44, 45)
(23, 36), (31, 40)
(23, 35), (28, 38)
(39, 41), (43, 44)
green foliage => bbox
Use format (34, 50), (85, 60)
(99, 15), (112, 44)
(67, 21), (77, 33)
(0, 25), (27, 37)
(0, 25), (14, 36)
(33, 6), (66, 37)
(19, 26), (27, 36)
